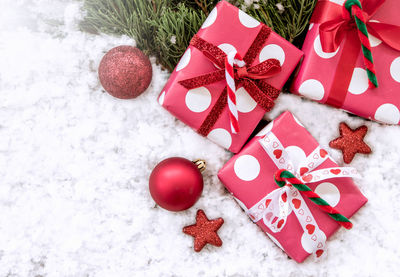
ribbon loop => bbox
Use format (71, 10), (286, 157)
(318, 0), (400, 52)
(315, 0), (400, 91)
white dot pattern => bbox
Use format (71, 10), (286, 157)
(298, 79), (325, 101)
(257, 121), (274, 137)
(236, 87), (257, 113)
(201, 7), (217, 29)
(158, 91), (165, 106)
(185, 87), (212, 113)
(374, 103), (400, 124)
(207, 128), (232, 149)
(234, 155), (260, 181)
(348, 68), (369, 95)
(176, 49), (191, 72)
(314, 35), (340, 59)
(390, 57), (400, 83)
(315, 182), (341, 207)
(259, 44), (286, 66)
(285, 146), (306, 171)
(218, 43), (237, 55)
(238, 9), (260, 28)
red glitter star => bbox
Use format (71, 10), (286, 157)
(329, 122), (371, 164)
(183, 209), (224, 252)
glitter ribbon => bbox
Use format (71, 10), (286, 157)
(179, 25), (282, 137)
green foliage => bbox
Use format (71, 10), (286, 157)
(81, 0), (317, 71)
(148, 3), (207, 71)
(81, 0), (165, 57)
(169, 0), (220, 14)
(238, 0), (317, 43)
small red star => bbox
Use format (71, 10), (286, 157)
(183, 209), (224, 252)
(329, 122), (371, 164)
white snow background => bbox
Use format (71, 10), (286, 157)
(0, 0), (399, 276)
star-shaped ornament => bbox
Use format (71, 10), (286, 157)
(329, 122), (371, 164)
(183, 209), (224, 252)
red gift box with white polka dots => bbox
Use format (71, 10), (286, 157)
(158, 1), (303, 153)
(291, 0), (400, 125)
(218, 111), (367, 263)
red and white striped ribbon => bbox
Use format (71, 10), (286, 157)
(225, 50), (245, 134)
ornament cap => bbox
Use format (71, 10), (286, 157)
(193, 159), (206, 173)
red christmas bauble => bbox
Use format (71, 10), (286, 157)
(149, 157), (204, 212)
(98, 45), (152, 99)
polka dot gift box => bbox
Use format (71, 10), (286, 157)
(218, 111), (367, 263)
(158, 1), (303, 153)
(291, 0), (400, 125)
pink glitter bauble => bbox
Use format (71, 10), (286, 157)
(98, 46), (152, 99)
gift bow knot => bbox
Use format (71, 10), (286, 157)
(179, 27), (282, 137)
(319, 0), (400, 88)
(274, 169), (353, 229)
(247, 131), (358, 257)
(224, 50), (281, 133)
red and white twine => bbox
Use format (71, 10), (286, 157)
(225, 50), (245, 134)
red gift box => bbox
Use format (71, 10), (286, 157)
(158, 1), (303, 153)
(218, 111), (367, 262)
(291, 0), (400, 125)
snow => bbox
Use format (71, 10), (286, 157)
(0, 0), (399, 276)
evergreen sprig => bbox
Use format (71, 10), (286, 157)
(238, 0), (317, 44)
(81, 0), (317, 71)
(148, 3), (207, 71)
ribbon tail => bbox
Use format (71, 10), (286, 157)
(242, 79), (276, 111)
(190, 34), (226, 68)
(300, 167), (359, 184)
(261, 187), (291, 233)
(246, 58), (282, 79)
(368, 22), (400, 51)
(179, 69), (225, 89)
(197, 87), (227, 136)
(286, 186), (326, 258)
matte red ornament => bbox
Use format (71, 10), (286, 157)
(183, 209), (224, 252)
(149, 157), (204, 212)
(98, 45), (152, 99)
(329, 122), (372, 164)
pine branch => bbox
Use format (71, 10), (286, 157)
(239, 0), (317, 43)
(149, 4), (207, 70)
(170, 0), (220, 14)
(81, 0), (317, 71)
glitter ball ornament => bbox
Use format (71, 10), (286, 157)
(149, 158), (205, 212)
(98, 45), (152, 99)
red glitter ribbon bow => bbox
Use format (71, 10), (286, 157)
(311, 0), (400, 107)
(179, 25), (282, 137)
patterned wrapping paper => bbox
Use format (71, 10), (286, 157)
(218, 111), (367, 262)
(158, 1), (303, 153)
(291, 0), (400, 125)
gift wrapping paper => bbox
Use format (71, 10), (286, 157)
(218, 111), (367, 262)
(291, 0), (400, 125)
(158, 1), (303, 153)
